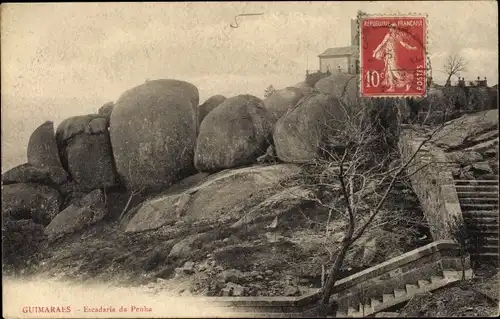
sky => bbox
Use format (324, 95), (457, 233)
(1, 1), (498, 171)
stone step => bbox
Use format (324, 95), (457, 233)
(457, 191), (500, 198)
(347, 304), (364, 317)
(393, 288), (406, 298)
(475, 175), (500, 180)
(430, 274), (445, 283)
(464, 213), (499, 220)
(442, 269), (473, 280)
(462, 210), (499, 217)
(466, 222), (499, 229)
(336, 268), (471, 317)
(470, 252), (499, 260)
(370, 298), (382, 310)
(460, 203), (499, 210)
(417, 279), (432, 288)
(404, 284), (419, 295)
(470, 253), (499, 263)
(454, 179), (499, 185)
(468, 236), (499, 245)
(382, 293), (395, 304)
(468, 229), (499, 237)
(474, 245), (499, 253)
(455, 185), (499, 192)
(464, 216), (499, 224)
(460, 198), (499, 205)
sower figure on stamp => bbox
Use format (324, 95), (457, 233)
(372, 23), (417, 92)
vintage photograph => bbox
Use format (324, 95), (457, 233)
(2, 1), (499, 318)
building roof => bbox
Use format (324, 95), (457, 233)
(318, 46), (359, 57)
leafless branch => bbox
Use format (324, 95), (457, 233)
(443, 52), (467, 85)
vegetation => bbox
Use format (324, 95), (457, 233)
(264, 85), (276, 98)
(443, 52), (468, 86)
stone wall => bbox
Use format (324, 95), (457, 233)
(399, 130), (464, 240)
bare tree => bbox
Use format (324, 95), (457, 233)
(275, 96), (455, 316)
(443, 52), (467, 86)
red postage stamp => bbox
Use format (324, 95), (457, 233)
(360, 15), (428, 97)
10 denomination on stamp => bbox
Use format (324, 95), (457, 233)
(360, 15), (427, 97)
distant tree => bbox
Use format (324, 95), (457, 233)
(443, 53), (467, 87)
(264, 85), (277, 98)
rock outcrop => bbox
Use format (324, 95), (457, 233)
(125, 164), (303, 233)
(273, 94), (346, 163)
(168, 232), (219, 261)
(2, 163), (67, 186)
(2, 219), (47, 267)
(198, 95), (226, 126)
(314, 73), (356, 97)
(110, 79), (199, 192)
(98, 101), (114, 126)
(313, 73), (381, 117)
(293, 81), (314, 95)
(2, 183), (62, 226)
(230, 186), (316, 230)
(431, 109), (498, 151)
(56, 115), (116, 190)
(45, 189), (107, 241)
(263, 87), (304, 124)
(195, 95), (273, 172)
(27, 121), (66, 170)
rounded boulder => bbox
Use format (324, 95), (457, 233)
(2, 163), (67, 186)
(56, 115), (117, 191)
(314, 74), (370, 113)
(263, 87), (304, 123)
(274, 94), (346, 163)
(2, 183), (62, 226)
(110, 79), (199, 192)
(27, 121), (65, 169)
(195, 95), (272, 172)
(293, 81), (314, 95)
(198, 95), (226, 126)
(98, 101), (115, 126)
(314, 73), (357, 98)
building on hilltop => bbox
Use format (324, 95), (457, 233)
(456, 77), (488, 88)
(317, 19), (359, 74)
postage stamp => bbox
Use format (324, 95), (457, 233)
(360, 14), (428, 98)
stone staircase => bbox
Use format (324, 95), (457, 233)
(455, 176), (499, 263)
(194, 241), (472, 318)
(335, 269), (473, 317)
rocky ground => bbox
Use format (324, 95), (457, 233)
(3, 170), (430, 299)
(398, 265), (499, 317)
(3, 216), (428, 299)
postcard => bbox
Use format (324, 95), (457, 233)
(2, 2), (498, 318)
